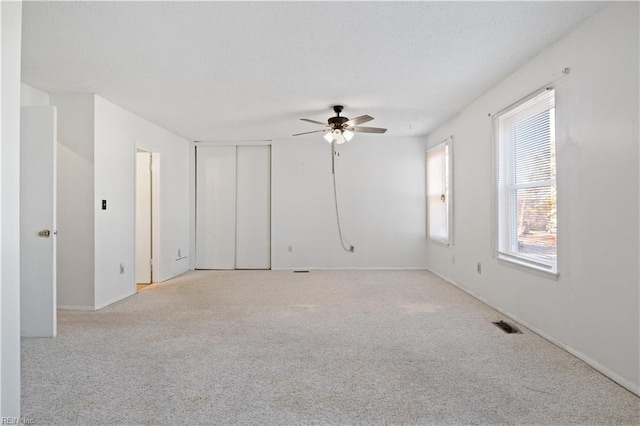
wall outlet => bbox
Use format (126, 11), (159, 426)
(119, 263), (125, 274)
(477, 262), (482, 274)
(288, 245), (293, 253)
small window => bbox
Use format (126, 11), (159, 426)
(427, 139), (452, 245)
(494, 88), (557, 273)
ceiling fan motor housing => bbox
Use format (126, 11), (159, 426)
(329, 105), (348, 128)
(328, 116), (349, 128)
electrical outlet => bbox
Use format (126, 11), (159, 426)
(477, 262), (482, 274)
(288, 245), (293, 253)
(120, 263), (125, 274)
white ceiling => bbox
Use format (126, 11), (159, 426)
(21, 1), (606, 142)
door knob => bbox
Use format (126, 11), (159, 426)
(38, 230), (50, 238)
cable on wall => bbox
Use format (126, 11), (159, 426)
(331, 142), (355, 252)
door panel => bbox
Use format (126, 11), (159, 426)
(196, 146), (236, 269)
(20, 106), (57, 337)
(136, 152), (152, 283)
(236, 146), (271, 269)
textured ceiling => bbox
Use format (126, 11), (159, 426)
(21, 1), (605, 142)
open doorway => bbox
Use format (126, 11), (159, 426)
(135, 149), (156, 292)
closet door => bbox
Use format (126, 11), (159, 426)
(196, 146), (236, 269)
(235, 146), (271, 269)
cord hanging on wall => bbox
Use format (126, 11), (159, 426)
(331, 141), (354, 253)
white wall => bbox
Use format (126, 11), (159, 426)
(425, 2), (639, 395)
(1, 0), (22, 416)
(50, 93), (95, 310)
(25, 92), (190, 310)
(20, 82), (49, 106)
(272, 136), (428, 269)
(1, 3), (3, 413)
(94, 96), (190, 309)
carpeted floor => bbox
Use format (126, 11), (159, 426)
(21, 270), (640, 425)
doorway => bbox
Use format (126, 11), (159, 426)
(135, 149), (157, 291)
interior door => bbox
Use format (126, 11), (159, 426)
(236, 145), (271, 269)
(136, 151), (152, 284)
(196, 146), (236, 269)
(20, 106), (57, 337)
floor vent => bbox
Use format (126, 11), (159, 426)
(492, 320), (522, 334)
(293, 270), (309, 273)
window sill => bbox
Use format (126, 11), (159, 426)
(496, 254), (559, 280)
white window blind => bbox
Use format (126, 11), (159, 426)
(495, 88), (557, 272)
(427, 140), (451, 244)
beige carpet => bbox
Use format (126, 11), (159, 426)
(21, 270), (639, 425)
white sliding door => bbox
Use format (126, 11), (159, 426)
(196, 146), (237, 269)
(236, 146), (271, 269)
(196, 145), (271, 270)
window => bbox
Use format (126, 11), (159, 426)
(427, 139), (452, 245)
(495, 88), (557, 272)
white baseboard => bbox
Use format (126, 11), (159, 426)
(57, 305), (95, 311)
(270, 267), (429, 271)
(157, 268), (190, 282)
(94, 291), (135, 311)
(424, 267), (640, 397)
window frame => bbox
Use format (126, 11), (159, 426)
(426, 138), (453, 246)
(492, 87), (558, 275)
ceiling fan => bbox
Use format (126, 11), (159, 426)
(292, 105), (387, 144)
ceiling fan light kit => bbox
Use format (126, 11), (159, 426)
(325, 128), (353, 144)
(293, 105), (387, 143)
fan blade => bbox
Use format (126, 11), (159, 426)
(292, 129), (327, 136)
(343, 115), (374, 127)
(349, 126), (387, 134)
(300, 118), (328, 126)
